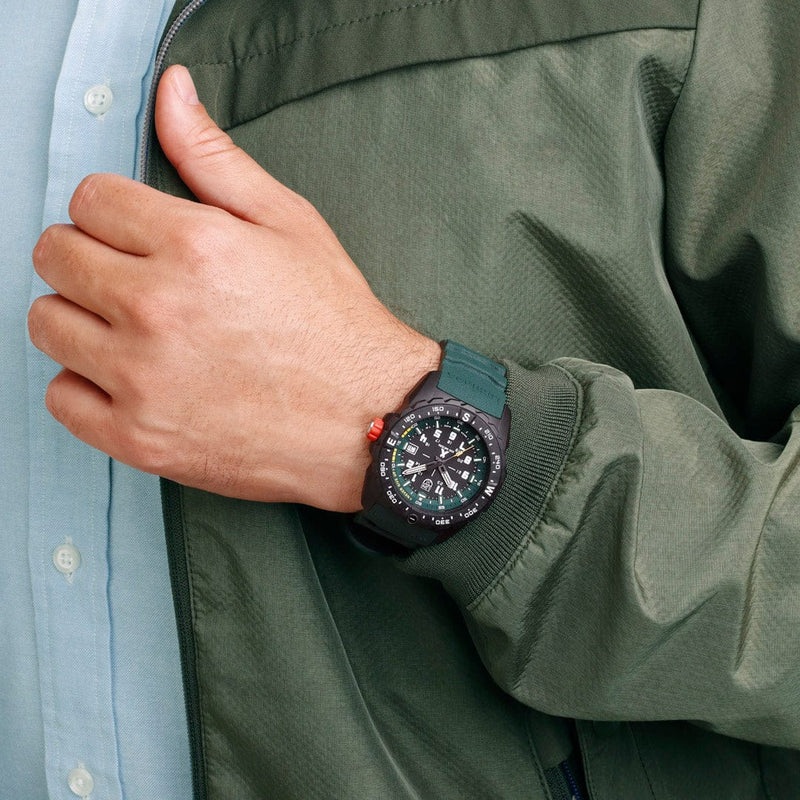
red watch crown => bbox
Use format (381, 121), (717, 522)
(366, 417), (385, 441)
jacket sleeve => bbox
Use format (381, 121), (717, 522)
(402, 359), (800, 749)
(401, 0), (800, 750)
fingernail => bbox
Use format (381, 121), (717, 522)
(172, 65), (199, 105)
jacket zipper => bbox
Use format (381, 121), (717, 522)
(138, 0), (212, 182)
(561, 759), (584, 800)
(142, 5), (214, 800)
(161, 479), (207, 800)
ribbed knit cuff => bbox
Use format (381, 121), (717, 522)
(400, 361), (581, 607)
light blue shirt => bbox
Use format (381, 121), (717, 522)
(0, 1), (193, 798)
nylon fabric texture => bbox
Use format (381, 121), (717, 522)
(147, 0), (800, 797)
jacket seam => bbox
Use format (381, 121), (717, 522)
(195, 0), (463, 68)
(574, 723), (598, 800)
(188, 19), (698, 72)
(293, 508), (424, 799)
(630, 725), (658, 800)
(215, 25), (700, 140)
(467, 363), (584, 613)
(178, 484), (211, 800)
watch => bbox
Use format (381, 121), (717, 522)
(353, 341), (510, 551)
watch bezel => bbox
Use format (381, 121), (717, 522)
(372, 400), (506, 532)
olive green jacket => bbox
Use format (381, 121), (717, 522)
(145, 0), (800, 797)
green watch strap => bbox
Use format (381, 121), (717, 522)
(437, 341), (507, 418)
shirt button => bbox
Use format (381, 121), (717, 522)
(67, 766), (95, 797)
(53, 542), (81, 577)
(84, 84), (113, 116)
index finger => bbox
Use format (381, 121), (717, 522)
(68, 172), (186, 256)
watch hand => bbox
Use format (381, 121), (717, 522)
(444, 444), (475, 462)
(401, 461), (434, 476)
(438, 465), (458, 491)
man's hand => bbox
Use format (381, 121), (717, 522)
(28, 65), (440, 512)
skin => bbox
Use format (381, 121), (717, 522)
(28, 64), (441, 513)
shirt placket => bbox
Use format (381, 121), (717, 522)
(27, 2), (143, 798)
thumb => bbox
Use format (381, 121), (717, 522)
(154, 64), (286, 225)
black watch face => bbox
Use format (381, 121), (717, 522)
(375, 403), (505, 530)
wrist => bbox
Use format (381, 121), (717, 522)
(346, 331), (442, 511)
(310, 329), (441, 513)
(366, 330), (443, 424)
(353, 340), (512, 549)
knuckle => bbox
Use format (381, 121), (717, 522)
(183, 123), (237, 167)
(121, 424), (171, 475)
(282, 190), (322, 226)
(123, 289), (157, 329)
(27, 295), (51, 346)
(44, 373), (68, 421)
(176, 216), (212, 253)
(173, 210), (230, 269)
(69, 173), (103, 220)
(32, 227), (54, 268)
(122, 281), (179, 334)
(33, 224), (73, 274)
